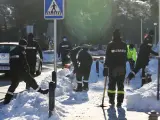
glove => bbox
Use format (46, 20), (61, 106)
(103, 67), (108, 77)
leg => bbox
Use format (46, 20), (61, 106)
(75, 68), (83, 92)
(127, 63), (141, 80)
(108, 76), (116, 105)
(61, 55), (65, 67)
(117, 75), (125, 107)
(129, 59), (135, 70)
(83, 66), (91, 91)
(22, 72), (48, 94)
(4, 75), (20, 104)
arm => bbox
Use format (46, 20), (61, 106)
(104, 44), (111, 67)
(36, 42), (43, 59)
(58, 43), (61, 57)
(150, 50), (158, 56)
(20, 49), (30, 72)
(133, 49), (137, 62)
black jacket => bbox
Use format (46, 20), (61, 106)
(104, 40), (127, 69)
(136, 36), (158, 67)
(70, 46), (81, 63)
(77, 48), (93, 68)
(10, 46), (29, 73)
(26, 40), (43, 64)
(58, 41), (72, 57)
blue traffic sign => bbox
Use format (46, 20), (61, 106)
(44, 0), (64, 20)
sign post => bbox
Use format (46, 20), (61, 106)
(44, 0), (64, 117)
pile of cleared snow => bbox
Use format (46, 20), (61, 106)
(88, 50), (105, 56)
(89, 61), (104, 83)
(0, 92), (61, 120)
(0, 68), (73, 120)
(43, 50), (59, 63)
(126, 80), (160, 112)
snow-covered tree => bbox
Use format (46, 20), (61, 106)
(0, 4), (14, 30)
(114, 0), (151, 20)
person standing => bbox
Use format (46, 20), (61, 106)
(4, 39), (48, 104)
(103, 29), (127, 107)
(58, 36), (72, 67)
(126, 30), (158, 86)
(74, 44), (93, 92)
(69, 46), (81, 74)
(127, 44), (137, 70)
(26, 33), (43, 75)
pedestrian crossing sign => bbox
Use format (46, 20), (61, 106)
(44, 0), (64, 20)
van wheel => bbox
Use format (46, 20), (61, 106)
(36, 63), (42, 76)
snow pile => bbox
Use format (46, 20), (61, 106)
(0, 92), (61, 120)
(43, 50), (58, 63)
(89, 61), (104, 83)
(126, 80), (160, 112)
(0, 68), (73, 120)
(88, 50), (106, 56)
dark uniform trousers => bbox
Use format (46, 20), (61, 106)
(61, 53), (68, 67)
(128, 59), (135, 70)
(128, 62), (146, 86)
(107, 67), (125, 104)
(8, 71), (39, 93)
(76, 65), (91, 89)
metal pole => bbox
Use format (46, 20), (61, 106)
(54, 20), (57, 72)
(155, 25), (157, 44)
(141, 18), (143, 44)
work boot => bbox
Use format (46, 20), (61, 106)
(3, 93), (14, 105)
(38, 88), (49, 94)
(74, 83), (82, 92)
(83, 81), (89, 91)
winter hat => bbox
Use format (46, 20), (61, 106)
(19, 39), (28, 46)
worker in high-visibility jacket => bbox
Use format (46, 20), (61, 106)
(127, 44), (137, 70)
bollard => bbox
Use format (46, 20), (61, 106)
(96, 60), (99, 77)
(148, 111), (159, 120)
(49, 71), (57, 118)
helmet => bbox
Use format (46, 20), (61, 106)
(19, 39), (28, 46)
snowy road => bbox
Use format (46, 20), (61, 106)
(0, 64), (55, 100)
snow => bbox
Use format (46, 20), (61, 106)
(126, 58), (160, 112)
(0, 47), (160, 119)
(88, 50), (106, 56)
(43, 50), (60, 63)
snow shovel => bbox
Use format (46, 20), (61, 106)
(98, 76), (108, 107)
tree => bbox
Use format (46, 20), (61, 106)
(0, 4), (14, 31)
